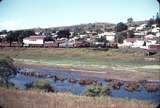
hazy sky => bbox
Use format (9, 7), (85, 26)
(0, 0), (159, 30)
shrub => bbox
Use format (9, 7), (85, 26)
(31, 80), (54, 92)
(85, 85), (112, 97)
(0, 57), (17, 84)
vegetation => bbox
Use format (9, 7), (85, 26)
(127, 30), (135, 38)
(3, 29), (35, 46)
(115, 22), (128, 32)
(85, 85), (111, 97)
(116, 31), (127, 43)
(127, 18), (133, 24)
(30, 80), (54, 92)
(0, 56), (17, 84)
(0, 87), (156, 108)
(57, 29), (71, 39)
(115, 22), (128, 43)
(0, 48), (159, 81)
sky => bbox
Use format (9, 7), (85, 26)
(0, 0), (159, 30)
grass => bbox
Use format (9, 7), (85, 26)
(0, 87), (157, 108)
(0, 47), (159, 80)
(0, 48), (158, 67)
(84, 85), (112, 97)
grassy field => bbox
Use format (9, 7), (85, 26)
(0, 47), (159, 80)
(0, 48), (159, 108)
(0, 87), (156, 108)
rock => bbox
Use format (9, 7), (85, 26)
(68, 78), (77, 83)
(144, 82), (160, 92)
(109, 79), (123, 89)
(124, 81), (140, 92)
(79, 79), (93, 85)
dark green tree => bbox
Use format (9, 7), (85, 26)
(155, 12), (160, 27)
(115, 22), (127, 43)
(6, 31), (15, 46)
(18, 30), (35, 43)
(127, 18), (133, 24)
(115, 22), (128, 32)
(0, 30), (7, 35)
(116, 32), (127, 43)
(127, 30), (135, 38)
(157, 0), (160, 16)
(57, 29), (71, 39)
(0, 57), (17, 84)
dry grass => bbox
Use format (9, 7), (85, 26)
(0, 87), (156, 108)
(0, 47), (144, 59)
(0, 47), (159, 81)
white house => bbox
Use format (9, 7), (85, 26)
(122, 38), (137, 47)
(0, 34), (7, 38)
(121, 38), (145, 48)
(144, 34), (157, 40)
(151, 27), (160, 33)
(132, 40), (145, 48)
(98, 32), (116, 42)
(136, 24), (147, 31)
(128, 27), (136, 30)
(23, 35), (46, 45)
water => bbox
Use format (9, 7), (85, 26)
(10, 66), (160, 103)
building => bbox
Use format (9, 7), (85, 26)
(0, 34), (7, 39)
(98, 32), (116, 42)
(136, 24), (147, 31)
(23, 35), (46, 46)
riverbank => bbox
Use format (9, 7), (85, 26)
(15, 62), (160, 82)
(0, 87), (156, 108)
(0, 47), (159, 81)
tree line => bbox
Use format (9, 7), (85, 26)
(0, 29), (35, 46)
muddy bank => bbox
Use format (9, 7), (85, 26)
(15, 63), (159, 81)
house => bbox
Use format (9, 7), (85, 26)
(23, 35), (46, 47)
(132, 39), (145, 48)
(144, 34), (157, 40)
(122, 38), (137, 47)
(128, 27), (136, 30)
(98, 32), (116, 42)
(121, 38), (145, 48)
(151, 27), (160, 33)
(136, 24), (147, 31)
(0, 34), (7, 39)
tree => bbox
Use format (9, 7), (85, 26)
(44, 36), (54, 41)
(127, 18), (134, 26)
(155, 12), (160, 27)
(157, 0), (160, 16)
(6, 31), (14, 46)
(127, 18), (133, 24)
(115, 22), (128, 32)
(115, 22), (127, 44)
(116, 32), (127, 43)
(148, 18), (155, 27)
(0, 30), (7, 35)
(18, 29), (35, 43)
(127, 30), (135, 38)
(0, 57), (17, 84)
(57, 29), (71, 39)
(6, 29), (34, 46)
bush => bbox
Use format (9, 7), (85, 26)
(84, 85), (111, 97)
(0, 57), (17, 84)
(31, 80), (54, 92)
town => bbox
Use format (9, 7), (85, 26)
(0, 18), (160, 57)
(0, 0), (160, 108)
